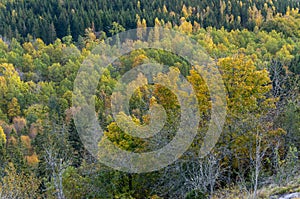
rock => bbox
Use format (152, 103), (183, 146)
(278, 192), (300, 199)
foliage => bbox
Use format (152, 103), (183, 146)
(0, 2), (298, 198)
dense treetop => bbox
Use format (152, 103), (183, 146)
(0, 0), (299, 43)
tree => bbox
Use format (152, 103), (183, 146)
(12, 117), (26, 134)
(0, 126), (6, 146)
(68, 119), (85, 167)
(36, 125), (72, 199)
(136, 15), (147, 40)
(178, 18), (193, 34)
(8, 98), (21, 121)
(44, 147), (68, 199)
(0, 163), (41, 198)
(216, 55), (277, 183)
(182, 153), (222, 197)
(0, 126), (6, 171)
(109, 22), (125, 35)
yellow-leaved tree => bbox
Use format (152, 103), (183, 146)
(0, 126), (6, 146)
(216, 55), (284, 179)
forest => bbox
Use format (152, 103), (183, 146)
(0, 0), (300, 198)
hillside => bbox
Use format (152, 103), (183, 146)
(0, 0), (299, 198)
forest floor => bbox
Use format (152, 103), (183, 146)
(212, 174), (300, 199)
(259, 176), (300, 199)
